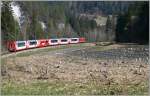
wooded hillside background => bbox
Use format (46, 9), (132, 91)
(1, 1), (149, 51)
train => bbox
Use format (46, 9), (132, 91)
(6, 37), (86, 52)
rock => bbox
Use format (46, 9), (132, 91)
(55, 65), (60, 68)
(110, 90), (115, 95)
(1, 66), (7, 76)
(37, 76), (48, 80)
(101, 62), (108, 66)
(121, 61), (124, 63)
(133, 70), (138, 74)
(96, 42), (113, 46)
(98, 62), (102, 65)
(15, 65), (26, 72)
(45, 63), (49, 65)
(82, 62), (87, 65)
(139, 64), (144, 68)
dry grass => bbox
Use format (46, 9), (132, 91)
(1, 44), (148, 95)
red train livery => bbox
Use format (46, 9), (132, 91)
(7, 37), (86, 52)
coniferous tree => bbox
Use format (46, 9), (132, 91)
(115, 1), (149, 44)
(1, 1), (20, 41)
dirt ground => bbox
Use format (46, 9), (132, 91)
(1, 43), (149, 95)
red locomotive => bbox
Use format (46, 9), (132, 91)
(7, 37), (86, 52)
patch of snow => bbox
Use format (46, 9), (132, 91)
(39, 21), (46, 30)
(10, 2), (21, 25)
(94, 16), (107, 26)
(58, 23), (65, 29)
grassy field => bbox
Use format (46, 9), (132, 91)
(2, 80), (148, 95)
(1, 44), (149, 95)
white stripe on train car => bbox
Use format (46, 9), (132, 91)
(59, 38), (69, 45)
(27, 40), (38, 48)
(16, 41), (27, 50)
(49, 39), (59, 45)
(69, 38), (79, 44)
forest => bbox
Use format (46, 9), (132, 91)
(1, 1), (149, 50)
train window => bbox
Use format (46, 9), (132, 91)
(61, 39), (67, 42)
(17, 42), (25, 47)
(29, 41), (37, 45)
(51, 40), (58, 43)
(71, 39), (77, 41)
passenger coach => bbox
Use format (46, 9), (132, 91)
(7, 37), (86, 51)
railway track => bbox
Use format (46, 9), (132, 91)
(2, 43), (148, 63)
(1, 43), (95, 58)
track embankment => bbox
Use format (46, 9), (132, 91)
(1, 43), (95, 58)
